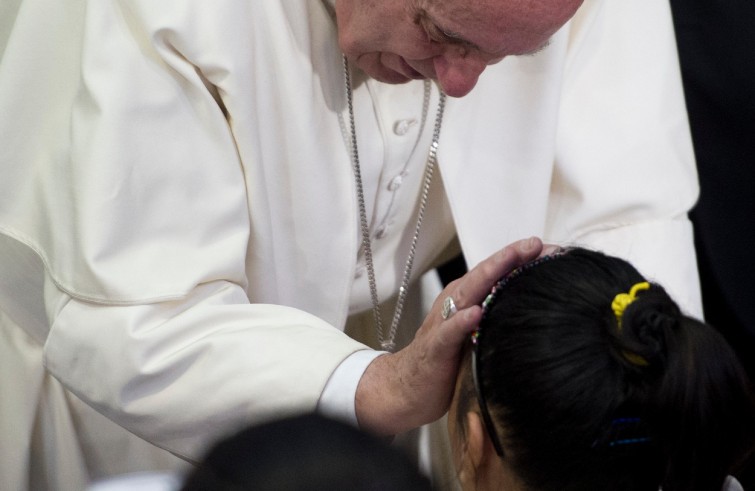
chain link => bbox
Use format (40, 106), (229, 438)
(342, 56), (447, 351)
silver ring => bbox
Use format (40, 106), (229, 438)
(441, 296), (458, 320)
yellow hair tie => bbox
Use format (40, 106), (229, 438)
(612, 281), (651, 367)
(611, 282), (651, 329)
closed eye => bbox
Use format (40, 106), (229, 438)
(415, 10), (477, 56)
(415, 11), (444, 44)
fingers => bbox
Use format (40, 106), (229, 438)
(448, 236), (543, 311)
(434, 303), (484, 349)
(431, 237), (545, 349)
(357, 237), (548, 434)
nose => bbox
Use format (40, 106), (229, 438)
(433, 49), (489, 98)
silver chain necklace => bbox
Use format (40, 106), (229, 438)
(342, 56), (447, 352)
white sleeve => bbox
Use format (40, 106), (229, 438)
(44, 279), (370, 462)
(545, 0), (702, 316)
(317, 350), (386, 426)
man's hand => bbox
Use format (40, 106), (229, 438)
(355, 236), (552, 435)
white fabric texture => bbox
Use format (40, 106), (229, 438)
(723, 476), (746, 491)
(319, 349), (385, 426)
(0, 0), (700, 489)
(87, 472), (182, 491)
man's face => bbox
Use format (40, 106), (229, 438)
(335, 0), (583, 97)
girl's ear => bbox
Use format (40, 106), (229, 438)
(456, 411), (486, 490)
(463, 411), (522, 491)
(466, 411), (487, 469)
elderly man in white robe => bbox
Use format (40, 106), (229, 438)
(0, 0), (700, 489)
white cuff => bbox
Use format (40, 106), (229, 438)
(317, 349), (386, 427)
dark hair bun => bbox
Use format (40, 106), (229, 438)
(614, 284), (681, 373)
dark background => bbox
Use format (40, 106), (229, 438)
(670, 0), (755, 486)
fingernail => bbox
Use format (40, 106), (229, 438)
(522, 236), (538, 252)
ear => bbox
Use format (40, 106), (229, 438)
(466, 411), (488, 468)
(464, 412), (524, 491)
(456, 411), (488, 489)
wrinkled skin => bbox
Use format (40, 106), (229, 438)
(335, 0), (584, 97)
(355, 237), (561, 436)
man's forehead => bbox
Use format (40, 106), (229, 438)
(438, 0), (576, 28)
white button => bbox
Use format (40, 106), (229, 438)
(387, 172), (407, 191)
(393, 119), (417, 136)
(354, 265), (365, 278)
(376, 225), (388, 239)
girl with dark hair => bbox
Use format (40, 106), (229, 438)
(448, 248), (755, 491)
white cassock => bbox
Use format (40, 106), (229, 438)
(0, 0), (700, 489)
